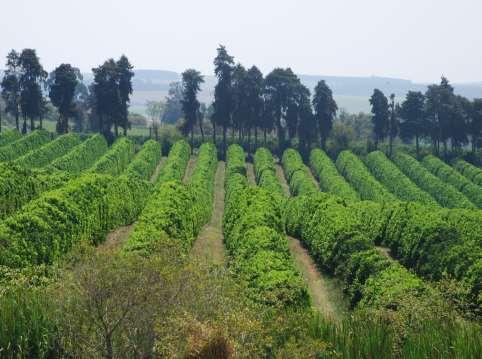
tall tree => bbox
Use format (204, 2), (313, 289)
(18, 49), (47, 132)
(116, 55), (134, 136)
(312, 80), (338, 150)
(399, 91), (426, 157)
(387, 94), (399, 157)
(297, 87), (316, 158)
(48, 64), (82, 134)
(245, 66), (264, 150)
(369, 89), (389, 150)
(470, 98), (482, 152)
(1, 50), (21, 130)
(231, 64), (249, 142)
(72, 82), (90, 132)
(212, 45), (234, 157)
(181, 69), (204, 152)
(91, 59), (120, 143)
(162, 81), (183, 124)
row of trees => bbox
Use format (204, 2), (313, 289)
(180, 45), (338, 156)
(371, 77), (482, 157)
(1, 49), (134, 142)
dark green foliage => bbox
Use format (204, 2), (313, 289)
(392, 151), (475, 208)
(48, 134), (108, 174)
(124, 139), (162, 181)
(369, 89), (389, 149)
(88, 137), (135, 176)
(156, 140), (190, 183)
(281, 148), (318, 196)
(365, 151), (438, 205)
(116, 55), (134, 136)
(454, 159), (482, 186)
(224, 145), (309, 308)
(399, 91), (426, 156)
(313, 80), (337, 149)
(422, 155), (482, 208)
(309, 148), (360, 200)
(0, 130), (51, 162)
(336, 150), (396, 202)
(253, 147), (285, 196)
(15, 133), (81, 169)
(0, 129), (21, 147)
(180, 69), (204, 147)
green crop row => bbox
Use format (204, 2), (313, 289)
(123, 140), (162, 181)
(48, 134), (108, 174)
(392, 152), (475, 209)
(87, 137), (135, 176)
(365, 151), (438, 206)
(422, 155), (482, 208)
(14, 133), (82, 169)
(309, 149), (360, 201)
(0, 164), (71, 219)
(224, 145), (309, 308)
(0, 129), (21, 147)
(124, 141), (218, 254)
(336, 150), (396, 203)
(281, 149), (318, 196)
(253, 147), (284, 196)
(0, 173), (150, 268)
(454, 159), (482, 186)
(0, 130), (51, 162)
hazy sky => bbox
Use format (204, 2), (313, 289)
(1, 0), (481, 83)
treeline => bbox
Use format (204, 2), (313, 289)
(0, 49), (134, 142)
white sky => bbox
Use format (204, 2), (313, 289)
(1, 0), (481, 83)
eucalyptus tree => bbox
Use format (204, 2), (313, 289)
(212, 45), (234, 156)
(181, 69), (204, 152)
(245, 66), (264, 150)
(116, 55), (134, 136)
(297, 87), (317, 158)
(162, 82), (183, 124)
(231, 64), (249, 141)
(18, 49), (47, 132)
(369, 89), (389, 150)
(312, 80), (337, 150)
(48, 64), (82, 134)
(1, 50), (21, 130)
(470, 98), (482, 152)
(399, 91), (426, 157)
(387, 94), (399, 157)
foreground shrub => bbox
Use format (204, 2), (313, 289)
(0, 130), (51, 162)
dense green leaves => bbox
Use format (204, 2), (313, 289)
(124, 140), (162, 181)
(365, 151), (438, 205)
(48, 134), (108, 174)
(281, 148), (318, 196)
(422, 155), (482, 208)
(309, 148), (360, 200)
(0, 130), (51, 162)
(87, 137), (135, 176)
(14, 133), (81, 169)
(336, 150), (396, 202)
(224, 145), (309, 308)
(454, 159), (482, 186)
(253, 147), (284, 196)
(392, 152), (475, 209)
(0, 129), (21, 147)
(156, 140), (190, 183)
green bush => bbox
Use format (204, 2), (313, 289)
(281, 149), (318, 196)
(0, 130), (51, 162)
(309, 148), (360, 200)
(365, 151), (438, 206)
(156, 140), (190, 183)
(454, 159), (482, 186)
(422, 155), (482, 208)
(392, 152), (475, 209)
(253, 147), (284, 196)
(48, 134), (108, 174)
(15, 133), (82, 169)
(88, 137), (135, 176)
(336, 150), (396, 203)
(123, 139), (162, 181)
(0, 129), (21, 147)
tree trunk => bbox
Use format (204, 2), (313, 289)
(254, 127), (258, 151)
(105, 332), (113, 359)
(0, 107), (2, 133)
(114, 123), (118, 137)
(39, 116), (43, 130)
(263, 128), (267, 146)
(223, 126), (227, 160)
(247, 127), (251, 154)
(415, 135), (419, 158)
(191, 129), (194, 154)
(15, 110), (19, 131)
(388, 133), (393, 157)
(238, 126), (242, 142)
(199, 120), (204, 143)
(22, 114), (27, 134)
(30, 117), (35, 131)
(212, 121), (216, 144)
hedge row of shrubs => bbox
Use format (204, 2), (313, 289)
(309, 149), (360, 201)
(392, 152), (475, 209)
(0, 130), (51, 162)
(454, 159), (482, 186)
(0, 129), (21, 147)
(224, 145), (310, 308)
(124, 141), (218, 254)
(336, 150), (396, 203)
(365, 151), (438, 206)
(253, 147), (284, 196)
(0, 173), (150, 268)
(14, 134), (82, 169)
(123, 140), (162, 181)
(87, 137), (135, 176)
(48, 134), (108, 174)
(281, 149), (318, 196)
(422, 155), (482, 208)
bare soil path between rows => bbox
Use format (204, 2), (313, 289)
(100, 156), (166, 251)
(246, 162), (256, 185)
(183, 155), (197, 183)
(191, 162), (227, 265)
(275, 163), (347, 320)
